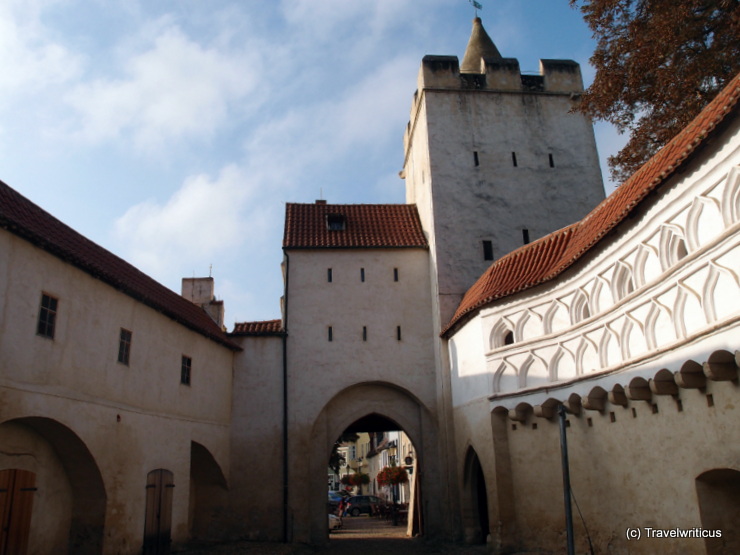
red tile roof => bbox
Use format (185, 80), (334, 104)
(283, 203), (428, 249)
(0, 181), (240, 351)
(231, 319), (285, 336)
(443, 71), (740, 337)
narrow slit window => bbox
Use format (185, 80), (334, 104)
(327, 268), (333, 282)
(360, 268), (365, 282)
(118, 328), (132, 365)
(328, 326), (333, 342)
(393, 268), (399, 282)
(362, 326), (367, 341)
(482, 240), (494, 261)
(522, 229), (530, 244)
(37, 293), (58, 339)
(181, 356), (192, 386)
(473, 151), (479, 167)
(548, 153), (555, 168)
(511, 152), (518, 167)
(396, 326), (402, 341)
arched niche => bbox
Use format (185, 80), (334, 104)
(461, 447), (490, 545)
(696, 468), (740, 554)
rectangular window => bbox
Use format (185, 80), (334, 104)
(362, 326), (367, 341)
(393, 268), (399, 282)
(328, 326), (333, 342)
(522, 228), (530, 244)
(118, 328), (132, 365)
(327, 268), (333, 282)
(473, 151), (479, 167)
(512, 152), (518, 167)
(36, 293), (58, 339)
(181, 356), (192, 385)
(548, 153), (555, 168)
(360, 268), (365, 282)
(482, 240), (494, 261)
(396, 326), (402, 341)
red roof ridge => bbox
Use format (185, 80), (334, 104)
(442, 71), (740, 337)
(0, 180), (240, 351)
(231, 319), (284, 335)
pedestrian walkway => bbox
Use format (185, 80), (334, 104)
(176, 514), (490, 554)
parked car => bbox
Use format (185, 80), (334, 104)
(345, 495), (387, 517)
(328, 513), (342, 532)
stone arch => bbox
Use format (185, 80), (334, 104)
(696, 468), (740, 554)
(569, 289), (591, 324)
(543, 299), (569, 335)
(575, 336), (598, 375)
(659, 224), (689, 271)
(674, 282), (704, 338)
(188, 441), (228, 541)
(519, 354), (548, 389)
(686, 196), (724, 251)
(461, 446), (489, 545)
(589, 276), (611, 314)
(633, 243), (661, 288)
(620, 314), (647, 361)
(493, 361), (518, 394)
(598, 325), (621, 369)
(611, 261), (635, 302)
(720, 165), (740, 226)
(306, 381), (441, 544)
(703, 263), (740, 324)
(0, 417), (106, 554)
(515, 309), (542, 342)
(548, 346), (576, 383)
(644, 300), (674, 350)
(490, 319), (515, 349)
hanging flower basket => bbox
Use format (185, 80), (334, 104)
(342, 473), (370, 486)
(376, 465), (408, 488)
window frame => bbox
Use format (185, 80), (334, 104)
(181, 355), (192, 386)
(118, 328), (132, 365)
(36, 293), (58, 339)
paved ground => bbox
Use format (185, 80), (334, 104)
(176, 514), (492, 554)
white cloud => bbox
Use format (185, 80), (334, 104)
(114, 164), (258, 272)
(67, 25), (260, 152)
(0, 1), (83, 102)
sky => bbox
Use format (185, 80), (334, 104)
(0, 0), (626, 329)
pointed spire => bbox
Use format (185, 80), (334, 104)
(461, 17), (502, 74)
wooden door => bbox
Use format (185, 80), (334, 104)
(0, 469), (36, 555)
(143, 469), (174, 555)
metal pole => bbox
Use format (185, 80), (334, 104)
(558, 404), (575, 555)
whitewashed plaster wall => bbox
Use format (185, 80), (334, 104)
(283, 247), (445, 543)
(449, 118), (740, 410)
(0, 232), (234, 553)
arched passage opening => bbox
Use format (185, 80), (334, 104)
(188, 441), (228, 541)
(0, 417), (106, 554)
(306, 381), (443, 546)
(696, 468), (740, 554)
(461, 447), (489, 545)
(329, 414), (419, 529)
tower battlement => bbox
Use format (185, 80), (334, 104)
(404, 55), (585, 153)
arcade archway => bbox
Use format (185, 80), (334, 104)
(306, 381), (444, 545)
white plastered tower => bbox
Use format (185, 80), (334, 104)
(402, 17), (606, 325)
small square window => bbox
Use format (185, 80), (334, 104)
(37, 293), (58, 339)
(181, 356), (192, 386)
(326, 213), (345, 231)
(482, 240), (494, 261)
(118, 329), (132, 365)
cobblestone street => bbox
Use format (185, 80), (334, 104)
(177, 515), (491, 554)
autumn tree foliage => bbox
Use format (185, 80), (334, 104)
(570, 0), (740, 182)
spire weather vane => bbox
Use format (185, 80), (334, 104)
(469, 0), (483, 16)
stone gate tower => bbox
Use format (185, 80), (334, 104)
(402, 17), (606, 325)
